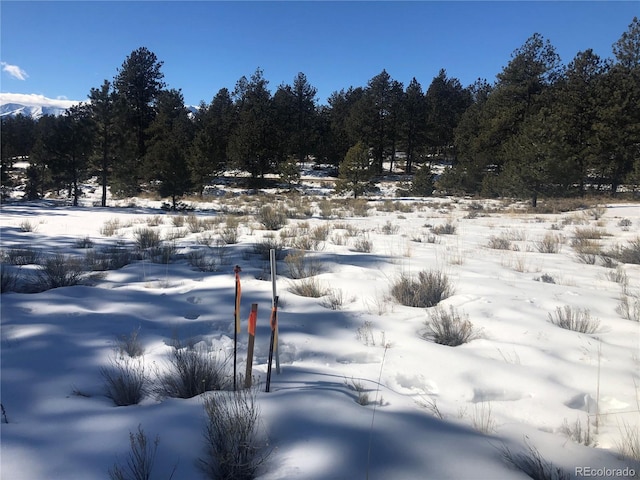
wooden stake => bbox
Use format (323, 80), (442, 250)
(266, 295), (279, 393)
(233, 265), (242, 391)
(245, 303), (258, 389)
(270, 249), (281, 374)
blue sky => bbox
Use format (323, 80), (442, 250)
(0, 1), (637, 107)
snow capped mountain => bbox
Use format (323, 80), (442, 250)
(0, 93), (80, 119)
(0, 93), (199, 120)
(0, 102), (69, 119)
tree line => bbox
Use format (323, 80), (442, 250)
(1, 17), (638, 207)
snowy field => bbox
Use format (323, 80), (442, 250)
(1, 185), (639, 479)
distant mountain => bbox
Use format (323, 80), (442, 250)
(0, 94), (199, 120)
(0, 102), (69, 119)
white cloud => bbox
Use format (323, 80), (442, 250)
(0, 93), (81, 109)
(1, 62), (29, 81)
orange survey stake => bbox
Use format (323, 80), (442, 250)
(248, 305), (257, 335)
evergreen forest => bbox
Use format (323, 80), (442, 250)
(1, 18), (639, 208)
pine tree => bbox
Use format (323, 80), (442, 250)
(189, 88), (234, 194)
(424, 69), (472, 161)
(593, 17), (640, 195)
(335, 141), (374, 198)
(145, 89), (193, 210)
(400, 78), (426, 174)
(88, 79), (118, 207)
(227, 69), (274, 183)
(112, 47), (166, 195)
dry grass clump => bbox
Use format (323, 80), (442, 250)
(320, 288), (346, 310)
(529, 197), (595, 214)
(422, 306), (478, 346)
(351, 236), (373, 253)
(101, 218), (121, 236)
(289, 277), (327, 297)
(548, 306), (600, 334)
(116, 328), (145, 357)
(19, 219), (38, 232)
(156, 343), (230, 399)
(344, 198), (370, 217)
(573, 227), (608, 240)
(616, 420), (640, 462)
(102, 355), (149, 406)
(390, 269), (453, 308)
(535, 233), (564, 254)
(559, 417), (595, 447)
(500, 438), (570, 480)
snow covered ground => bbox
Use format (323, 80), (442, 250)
(1, 186), (639, 479)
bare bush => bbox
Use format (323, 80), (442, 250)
(5, 247), (41, 265)
(74, 236), (95, 249)
(134, 228), (162, 252)
(617, 293), (640, 322)
(0, 264), (18, 293)
(487, 235), (512, 250)
(252, 237), (285, 260)
(199, 388), (270, 480)
(422, 305), (478, 346)
(150, 243), (176, 264)
(311, 224), (331, 242)
(618, 218), (632, 230)
(608, 238), (640, 265)
(108, 425), (167, 480)
(220, 226), (239, 245)
(431, 222), (457, 235)
(380, 221), (399, 235)
(548, 306), (600, 334)
(37, 254), (84, 289)
(284, 250), (321, 279)
(257, 205), (288, 230)
(391, 270), (453, 308)
(186, 214), (205, 233)
(86, 244), (134, 271)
